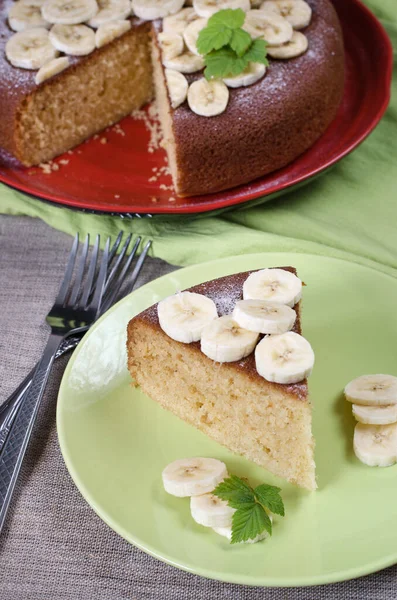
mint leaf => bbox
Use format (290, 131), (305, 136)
(245, 38), (269, 65)
(229, 28), (252, 57)
(254, 484), (285, 517)
(197, 25), (232, 55)
(208, 8), (245, 30)
(213, 475), (255, 509)
(204, 47), (248, 80)
(231, 504), (272, 544)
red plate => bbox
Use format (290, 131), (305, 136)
(0, 0), (392, 215)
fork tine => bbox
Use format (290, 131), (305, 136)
(108, 231), (123, 265)
(54, 233), (79, 305)
(90, 237), (110, 314)
(101, 237), (141, 312)
(104, 233), (133, 294)
(80, 234), (100, 308)
(123, 240), (152, 296)
(69, 234), (89, 307)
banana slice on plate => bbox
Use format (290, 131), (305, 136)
(158, 31), (184, 60)
(352, 404), (397, 426)
(201, 315), (259, 362)
(223, 62), (266, 88)
(261, 0), (312, 30)
(191, 493), (235, 527)
(353, 422), (397, 467)
(255, 331), (314, 384)
(88, 0), (132, 28)
(165, 68), (188, 108)
(132, 0), (185, 20)
(163, 7), (198, 35)
(233, 299), (296, 334)
(6, 28), (58, 69)
(193, 0), (250, 18)
(214, 517), (272, 542)
(267, 31), (308, 59)
(35, 55), (69, 83)
(49, 24), (95, 55)
(95, 19), (131, 47)
(162, 457), (228, 496)
(344, 374), (397, 406)
(42, 0), (98, 24)
(8, 1), (49, 32)
(163, 50), (204, 73)
(20, 0), (46, 6)
(183, 17), (207, 56)
(243, 268), (302, 307)
(188, 78), (229, 116)
(158, 291), (218, 343)
(243, 9), (293, 46)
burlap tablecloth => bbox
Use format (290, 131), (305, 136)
(0, 215), (396, 600)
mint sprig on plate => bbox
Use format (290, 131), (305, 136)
(213, 475), (284, 544)
(197, 9), (268, 81)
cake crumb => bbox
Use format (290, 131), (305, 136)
(168, 197), (176, 202)
(114, 194), (120, 199)
(151, 196), (159, 203)
(131, 102), (162, 154)
(100, 137), (107, 144)
(59, 159), (69, 165)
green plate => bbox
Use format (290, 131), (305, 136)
(57, 253), (397, 587)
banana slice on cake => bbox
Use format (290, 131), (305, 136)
(243, 268), (302, 307)
(162, 457), (228, 496)
(193, 0), (250, 18)
(183, 17), (207, 56)
(163, 50), (205, 73)
(267, 31), (308, 59)
(163, 7), (198, 35)
(201, 315), (259, 362)
(158, 31), (184, 60)
(95, 19), (131, 47)
(165, 68), (188, 108)
(35, 55), (69, 83)
(243, 9), (293, 46)
(353, 423), (397, 467)
(8, 1), (49, 32)
(42, 0), (98, 25)
(132, 0), (185, 20)
(158, 291), (218, 343)
(233, 299), (296, 334)
(352, 404), (397, 426)
(6, 28), (58, 69)
(49, 24), (95, 55)
(260, 0), (312, 30)
(188, 78), (229, 116)
(191, 493), (235, 527)
(344, 374), (397, 406)
(88, 0), (132, 28)
(255, 331), (314, 384)
(223, 62), (266, 88)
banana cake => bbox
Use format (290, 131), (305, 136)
(0, 0), (344, 197)
(127, 267), (316, 491)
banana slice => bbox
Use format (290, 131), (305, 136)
(8, 1), (49, 32)
(261, 0), (312, 30)
(42, 0), (98, 24)
(352, 404), (397, 426)
(233, 299), (296, 334)
(243, 268), (302, 307)
(223, 62), (266, 88)
(132, 0), (185, 20)
(214, 516), (272, 542)
(163, 51), (204, 73)
(267, 31), (308, 59)
(88, 0), (131, 28)
(95, 19), (131, 47)
(165, 68), (188, 108)
(158, 291), (218, 343)
(20, 0), (46, 6)
(344, 374), (397, 406)
(158, 31), (184, 60)
(250, 0), (263, 6)
(35, 55), (69, 83)
(5, 28), (58, 69)
(188, 78), (229, 117)
(201, 315), (259, 362)
(162, 457), (228, 496)
(353, 423), (397, 467)
(243, 9), (293, 46)
(163, 7), (198, 35)
(193, 0), (250, 18)
(255, 331), (314, 384)
(49, 24), (95, 55)
(183, 17), (207, 56)
(191, 493), (235, 527)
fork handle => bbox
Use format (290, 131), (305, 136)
(0, 334), (63, 534)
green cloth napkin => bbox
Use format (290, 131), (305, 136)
(1, 0), (396, 275)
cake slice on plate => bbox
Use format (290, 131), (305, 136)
(127, 267), (316, 491)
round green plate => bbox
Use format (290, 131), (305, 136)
(57, 253), (397, 587)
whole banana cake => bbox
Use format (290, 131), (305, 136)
(0, 0), (344, 196)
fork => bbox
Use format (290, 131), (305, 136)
(0, 233), (150, 533)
